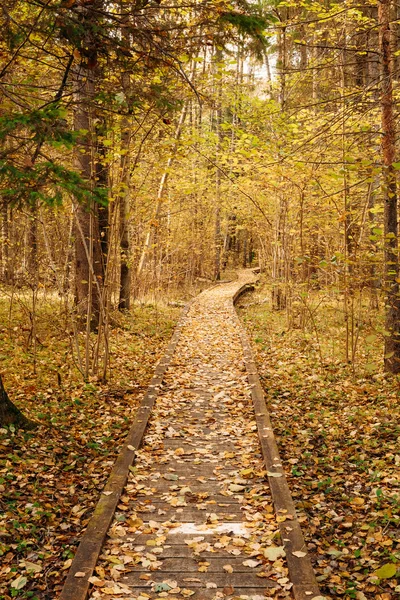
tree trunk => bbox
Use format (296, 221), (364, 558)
(214, 48), (223, 281)
(74, 203), (104, 329)
(0, 200), (10, 284)
(379, 0), (400, 372)
(272, 200), (287, 310)
(27, 203), (38, 280)
(367, 160), (380, 310)
(0, 375), (36, 429)
(118, 92), (132, 308)
(277, 7), (288, 109)
(95, 118), (109, 270)
(73, 65), (104, 329)
(119, 190), (131, 310)
(242, 234), (248, 268)
(118, 20), (133, 310)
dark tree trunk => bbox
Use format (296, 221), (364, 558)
(118, 21), (133, 310)
(119, 153), (131, 309)
(74, 202), (104, 330)
(379, 0), (400, 372)
(0, 375), (36, 429)
(95, 118), (109, 270)
(73, 66), (104, 329)
(1, 200), (10, 284)
(27, 203), (38, 279)
(118, 99), (132, 309)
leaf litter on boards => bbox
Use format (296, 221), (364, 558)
(90, 274), (295, 599)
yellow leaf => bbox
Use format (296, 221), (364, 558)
(375, 563), (397, 579)
(223, 564), (233, 573)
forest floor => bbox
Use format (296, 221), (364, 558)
(238, 281), (400, 600)
(1, 276), (399, 600)
(0, 291), (185, 600)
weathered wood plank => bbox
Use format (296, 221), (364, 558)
(122, 572), (277, 588)
(123, 557), (267, 572)
(133, 508), (244, 522)
(94, 587), (277, 600)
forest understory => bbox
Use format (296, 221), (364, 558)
(1, 275), (399, 600)
(0, 291), (184, 600)
(238, 280), (400, 600)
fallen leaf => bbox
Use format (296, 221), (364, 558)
(375, 563), (397, 579)
(264, 546), (286, 561)
(88, 576), (106, 586)
(229, 484), (245, 492)
(198, 565), (208, 572)
(223, 585), (235, 595)
(153, 583), (172, 592)
(21, 561), (42, 573)
(62, 558), (73, 570)
(11, 576), (28, 590)
(223, 564), (233, 573)
(242, 559), (260, 568)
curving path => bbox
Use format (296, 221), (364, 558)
(61, 271), (323, 600)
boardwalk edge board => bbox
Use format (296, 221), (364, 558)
(59, 301), (193, 600)
(233, 285), (324, 600)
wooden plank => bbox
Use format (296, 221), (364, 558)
(132, 544), (239, 559)
(94, 587), (277, 599)
(133, 484), (232, 494)
(131, 497), (240, 506)
(125, 557), (267, 573)
(130, 484), (242, 495)
(119, 531), (252, 546)
(141, 465), (237, 475)
(132, 510), (244, 522)
(122, 572), (277, 588)
(135, 502), (245, 512)
(161, 440), (237, 449)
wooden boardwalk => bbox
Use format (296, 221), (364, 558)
(60, 271), (323, 600)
